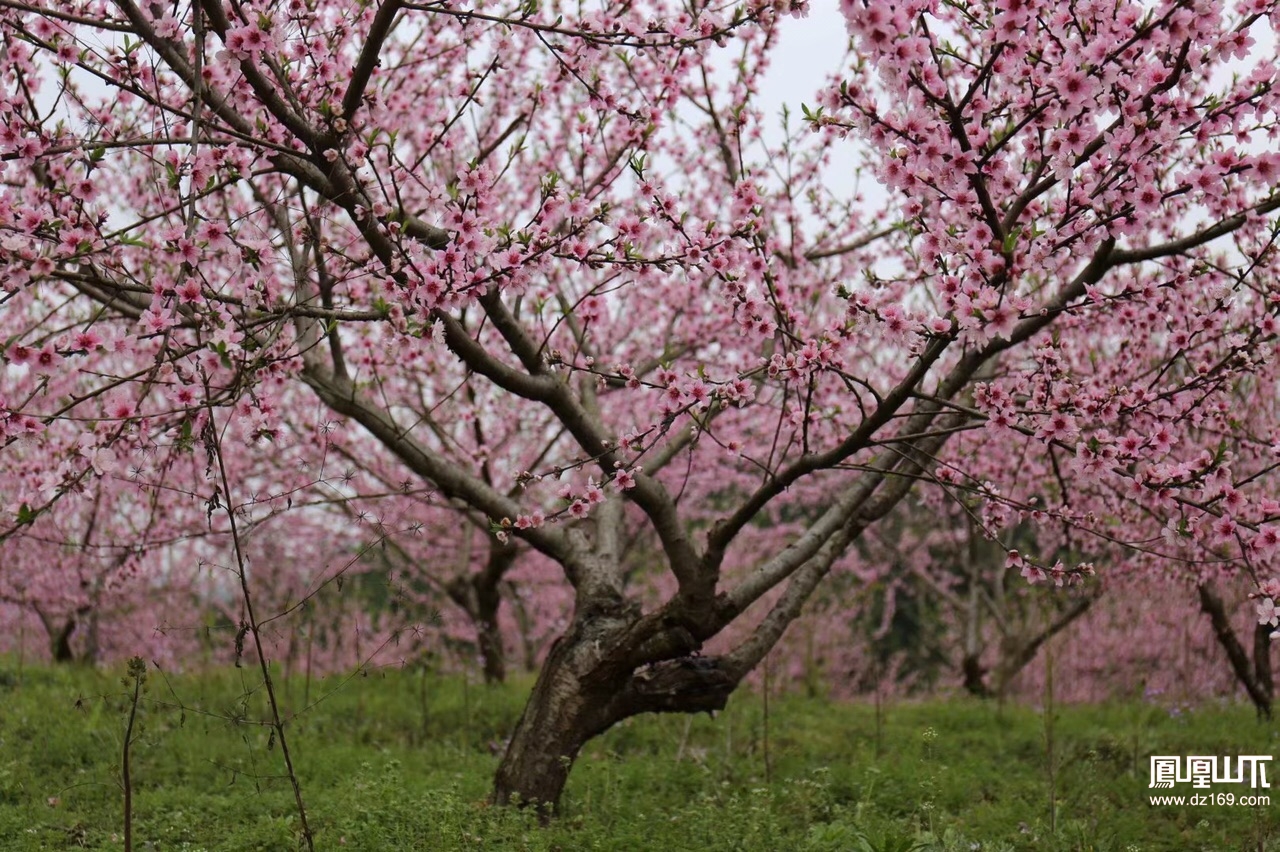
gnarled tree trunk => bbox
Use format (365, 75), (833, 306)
(492, 521), (849, 812)
(491, 635), (619, 811)
(492, 600), (738, 812)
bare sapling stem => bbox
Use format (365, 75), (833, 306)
(121, 656), (146, 852)
(207, 413), (316, 852)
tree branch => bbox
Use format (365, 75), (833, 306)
(298, 363), (587, 578)
(343, 0), (403, 123)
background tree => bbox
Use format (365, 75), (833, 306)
(839, 496), (1104, 700)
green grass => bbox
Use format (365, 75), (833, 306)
(1, 660), (1278, 851)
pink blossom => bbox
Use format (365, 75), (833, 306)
(514, 510), (545, 530)
(169, 385), (199, 408)
(6, 343), (33, 365)
(1253, 526), (1280, 555)
(177, 280), (203, 304)
(224, 24), (271, 60)
(140, 307), (174, 335)
(1212, 514), (1238, 542)
(72, 329), (103, 351)
(33, 343), (62, 374)
(1257, 597), (1280, 627)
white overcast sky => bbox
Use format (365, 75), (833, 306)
(755, 6), (849, 134)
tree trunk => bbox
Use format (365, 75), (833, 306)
(447, 577), (507, 684)
(504, 580), (541, 673)
(475, 613), (506, 684)
(51, 617), (76, 663)
(1198, 581), (1272, 719)
(491, 637), (615, 813)
(1254, 623), (1273, 705)
(33, 606), (79, 664)
(954, 590), (1100, 700)
(961, 653), (991, 697)
(446, 540), (516, 684)
(960, 519), (988, 697)
(493, 604), (738, 813)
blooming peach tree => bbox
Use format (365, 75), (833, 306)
(3, 0), (1280, 810)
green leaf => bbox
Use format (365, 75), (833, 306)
(177, 419), (195, 451)
(1002, 227), (1021, 255)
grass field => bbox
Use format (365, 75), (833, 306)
(1, 659), (1277, 851)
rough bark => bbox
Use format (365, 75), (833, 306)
(492, 602), (738, 813)
(492, 530), (849, 812)
(491, 634), (618, 814)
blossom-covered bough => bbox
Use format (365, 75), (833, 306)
(2, 0), (1280, 812)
